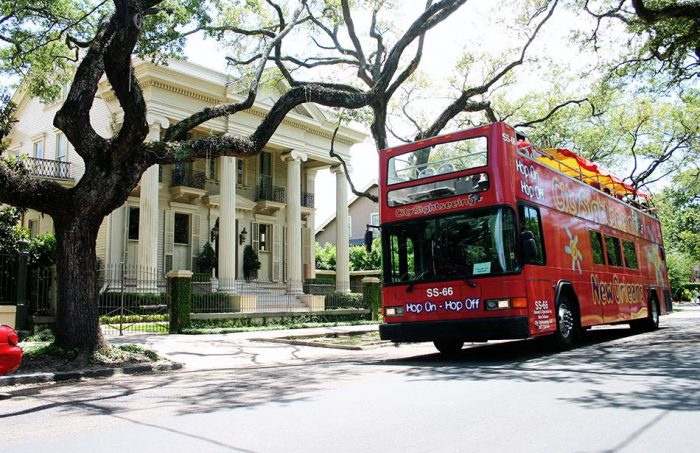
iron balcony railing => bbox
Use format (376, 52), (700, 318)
(257, 175), (286, 203)
(171, 168), (206, 189)
(24, 157), (72, 180)
(301, 191), (315, 208)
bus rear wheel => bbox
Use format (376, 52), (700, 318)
(433, 339), (464, 355)
(553, 296), (579, 350)
(632, 297), (660, 332)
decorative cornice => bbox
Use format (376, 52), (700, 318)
(103, 78), (359, 146)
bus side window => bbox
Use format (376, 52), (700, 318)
(589, 230), (605, 265)
(605, 235), (623, 267)
(622, 240), (638, 269)
(518, 204), (545, 265)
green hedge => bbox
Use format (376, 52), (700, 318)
(325, 292), (365, 309)
(191, 292), (231, 312)
(100, 314), (168, 323)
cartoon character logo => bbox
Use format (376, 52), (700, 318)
(564, 226), (583, 275)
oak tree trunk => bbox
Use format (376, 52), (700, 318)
(53, 213), (109, 354)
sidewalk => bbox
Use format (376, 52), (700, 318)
(0, 324), (388, 387)
(4, 307), (698, 387)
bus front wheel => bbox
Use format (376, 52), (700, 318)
(433, 339), (464, 355)
(553, 296), (579, 350)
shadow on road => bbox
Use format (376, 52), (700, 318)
(376, 318), (700, 412)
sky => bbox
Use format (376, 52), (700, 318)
(182, 2), (603, 229)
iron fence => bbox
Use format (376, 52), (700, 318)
(98, 264), (169, 336)
(171, 168), (206, 189)
(28, 266), (53, 316)
(257, 175), (286, 203)
(0, 254), (18, 305)
(189, 278), (368, 314)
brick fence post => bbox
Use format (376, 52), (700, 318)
(167, 270), (192, 333)
(362, 277), (381, 321)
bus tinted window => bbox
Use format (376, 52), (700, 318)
(605, 235), (623, 267)
(383, 207), (517, 284)
(623, 240), (638, 269)
(387, 172), (489, 207)
(387, 136), (487, 184)
(518, 204), (545, 265)
(589, 230), (605, 265)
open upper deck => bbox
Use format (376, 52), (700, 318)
(379, 122), (658, 232)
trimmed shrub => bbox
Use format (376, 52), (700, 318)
(325, 292), (365, 309)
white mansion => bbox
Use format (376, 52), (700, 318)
(6, 59), (365, 294)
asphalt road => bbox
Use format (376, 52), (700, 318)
(2, 309), (699, 453)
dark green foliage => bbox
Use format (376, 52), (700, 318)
(99, 292), (168, 310)
(99, 314), (168, 324)
(315, 242), (336, 270)
(197, 242), (216, 274)
(169, 275), (192, 333)
(243, 244), (261, 281)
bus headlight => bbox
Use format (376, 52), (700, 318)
(484, 298), (528, 310)
(385, 306), (404, 316)
(485, 299), (510, 310)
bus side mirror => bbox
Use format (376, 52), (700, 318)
(520, 230), (537, 260)
(364, 228), (374, 253)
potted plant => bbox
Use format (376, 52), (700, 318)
(243, 244), (261, 281)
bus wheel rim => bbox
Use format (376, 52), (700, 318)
(558, 304), (574, 339)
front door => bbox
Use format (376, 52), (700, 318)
(173, 212), (191, 271)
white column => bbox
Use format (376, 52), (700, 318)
(218, 156), (237, 293)
(305, 168), (318, 280)
(332, 165), (351, 293)
(107, 204), (126, 279)
(284, 150), (307, 294)
(138, 116), (166, 280)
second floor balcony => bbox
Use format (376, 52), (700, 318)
(170, 168), (206, 202)
(23, 157), (72, 180)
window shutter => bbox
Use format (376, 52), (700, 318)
(164, 210), (174, 273)
(252, 222), (259, 251)
(191, 213), (201, 270)
(122, 205), (129, 262)
(273, 224), (281, 282)
(302, 227), (311, 265)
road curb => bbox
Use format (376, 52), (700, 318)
(0, 361), (184, 387)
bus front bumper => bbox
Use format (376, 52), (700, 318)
(379, 316), (530, 343)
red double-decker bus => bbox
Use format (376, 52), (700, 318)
(377, 122), (671, 354)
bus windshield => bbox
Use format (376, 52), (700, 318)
(383, 207), (518, 284)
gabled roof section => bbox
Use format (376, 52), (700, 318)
(315, 179), (377, 234)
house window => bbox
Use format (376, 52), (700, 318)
(208, 158), (217, 181)
(258, 224), (271, 251)
(33, 140), (44, 159)
(56, 133), (68, 162)
(174, 213), (190, 245)
(28, 220), (39, 238)
(347, 216), (352, 240)
(370, 212), (379, 227)
(237, 159), (246, 185)
(128, 207), (139, 240)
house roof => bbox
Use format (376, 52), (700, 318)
(315, 179), (377, 234)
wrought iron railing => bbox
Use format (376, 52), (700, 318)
(24, 157), (72, 179)
(171, 168), (206, 189)
(257, 175), (286, 203)
(301, 191), (315, 208)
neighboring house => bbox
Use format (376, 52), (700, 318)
(5, 59), (365, 293)
(316, 180), (378, 247)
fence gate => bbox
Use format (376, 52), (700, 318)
(98, 264), (170, 336)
